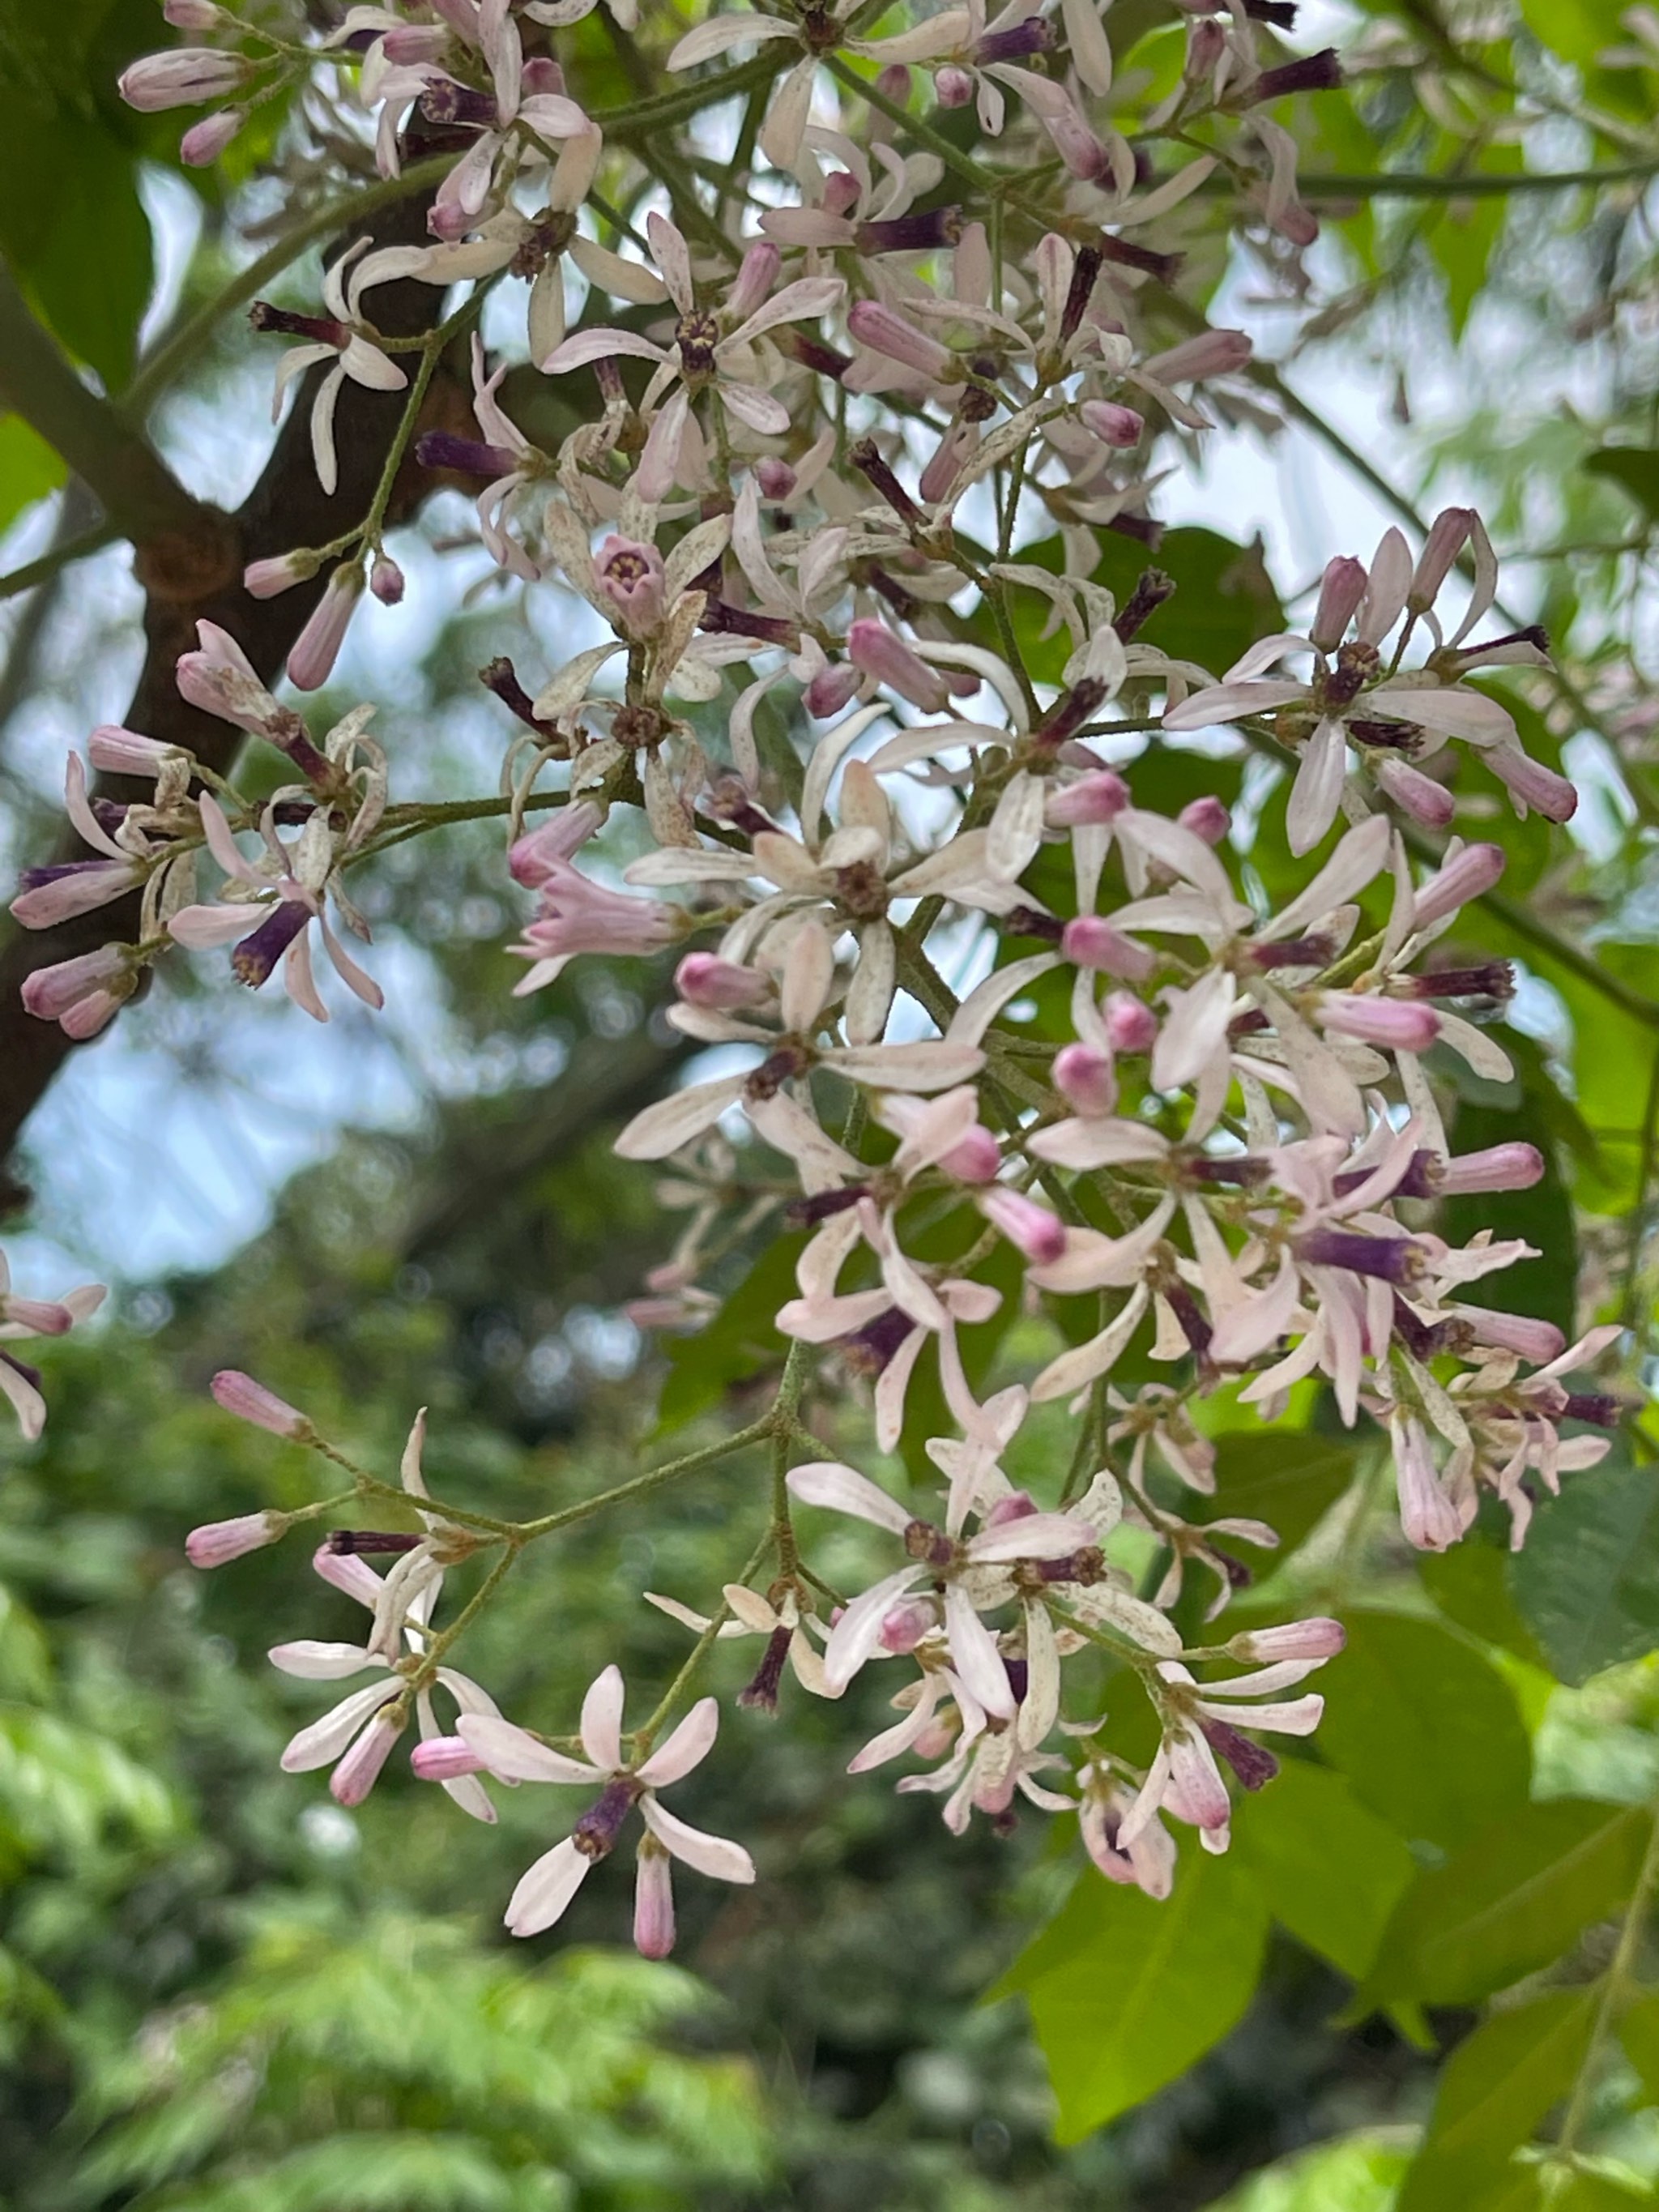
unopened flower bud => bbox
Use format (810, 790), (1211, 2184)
(1410, 509), (1473, 609)
(211, 1368), (311, 1437)
(88, 725), (179, 777)
(1452, 1307), (1566, 1363)
(804, 660), (863, 718)
(411, 1736), (488, 1780)
(633, 1836), (676, 1958)
(1060, 916), (1157, 981)
(1098, 992), (1154, 1053)
(1079, 400), (1145, 448)
(508, 803), (603, 886)
(878, 1597), (936, 1653)
(119, 47), (251, 110)
(875, 62), (912, 103)
(1486, 746), (1578, 823)
(21, 945), (133, 1031)
(370, 554), (405, 606)
(331, 1709), (405, 1807)
(1318, 996), (1440, 1053)
(287, 564), (365, 692)
(1178, 795), (1230, 845)
(1371, 755), (1455, 829)
(934, 64), (974, 105)
(979, 1187), (1068, 1266)
(1054, 1042), (1117, 1117)
(180, 105), (245, 164)
(727, 239), (783, 322)
(847, 300), (957, 382)
(1410, 842), (1505, 931)
(755, 457), (797, 501)
(164, 0), (222, 22)
(1141, 329), (1252, 384)
(1226, 1618), (1345, 1663)
(846, 618), (950, 713)
(1437, 1142), (1544, 1194)
(676, 953), (771, 1010)
(1047, 769), (1129, 826)
(186, 1510), (286, 1568)
(243, 549), (319, 600)
(1308, 554), (1367, 651)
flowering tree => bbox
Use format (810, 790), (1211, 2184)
(6, 0), (1659, 2193)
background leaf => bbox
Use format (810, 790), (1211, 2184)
(1510, 1450), (1659, 1686)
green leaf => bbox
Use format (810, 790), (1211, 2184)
(1509, 1450), (1659, 1686)
(1190, 1429), (1361, 1560)
(1315, 1613), (1531, 1851)
(653, 1233), (804, 1434)
(1584, 446), (1659, 520)
(1233, 1760), (1415, 1981)
(0, 413), (66, 536)
(1357, 1800), (1647, 2011)
(1396, 1989), (1600, 2212)
(999, 1849), (1269, 2142)
(1615, 1986), (1659, 2101)
(1205, 2130), (1412, 2212)
(0, 115), (153, 388)
(1441, 1097), (1577, 1340)
(1418, 1538), (1550, 1670)
(1425, 144), (1522, 340)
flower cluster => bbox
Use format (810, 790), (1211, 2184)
(16, 0), (1617, 1959)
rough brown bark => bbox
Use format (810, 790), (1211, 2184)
(0, 190), (473, 1215)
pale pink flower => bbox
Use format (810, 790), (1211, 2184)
(456, 1666), (755, 1944)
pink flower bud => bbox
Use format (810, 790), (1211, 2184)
(676, 953), (771, 1011)
(118, 47), (250, 110)
(179, 105), (244, 164)
(88, 725), (178, 777)
(211, 1369), (310, 1437)
(1080, 400), (1145, 448)
(874, 61), (912, 103)
(1391, 1415), (1466, 1552)
(983, 1489), (1039, 1527)
(1103, 990), (1158, 1053)
(243, 550), (318, 600)
(1318, 996), (1440, 1052)
(1047, 769), (1129, 826)
(164, 0), (222, 23)
(1486, 745), (1578, 823)
(846, 618), (950, 713)
(1054, 1042), (1117, 1117)
(1140, 329), (1252, 384)
(186, 1510), (284, 1568)
(979, 1187), (1067, 1266)
(1226, 1618), (1345, 1663)
(1454, 1308), (1566, 1363)
(727, 240), (782, 323)
(804, 660), (863, 718)
(1371, 755), (1455, 829)
(755, 457), (797, 502)
(1410, 509), (1473, 609)
(370, 555), (406, 606)
(1309, 555), (1367, 651)
(286, 564), (365, 692)
(382, 23), (450, 62)
(595, 536), (667, 637)
(412, 1736), (488, 1780)
(331, 1709), (404, 1806)
(1178, 796), (1230, 845)
(508, 803), (603, 886)
(934, 65), (974, 105)
(633, 1841), (676, 1958)
(847, 300), (957, 382)
(1437, 1142), (1544, 1194)
(879, 1597), (936, 1653)
(21, 945), (131, 1026)
(940, 1123), (1001, 1184)
(11, 860), (138, 929)
(1410, 842), (1505, 931)
(1060, 916), (1157, 981)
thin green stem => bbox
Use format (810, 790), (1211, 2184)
(514, 1420), (773, 1540)
(633, 1529), (773, 1750)
(1551, 1799), (1659, 2169)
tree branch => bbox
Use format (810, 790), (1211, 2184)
(0, 181), (476, 1215)
(0, 267), (214, 548)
